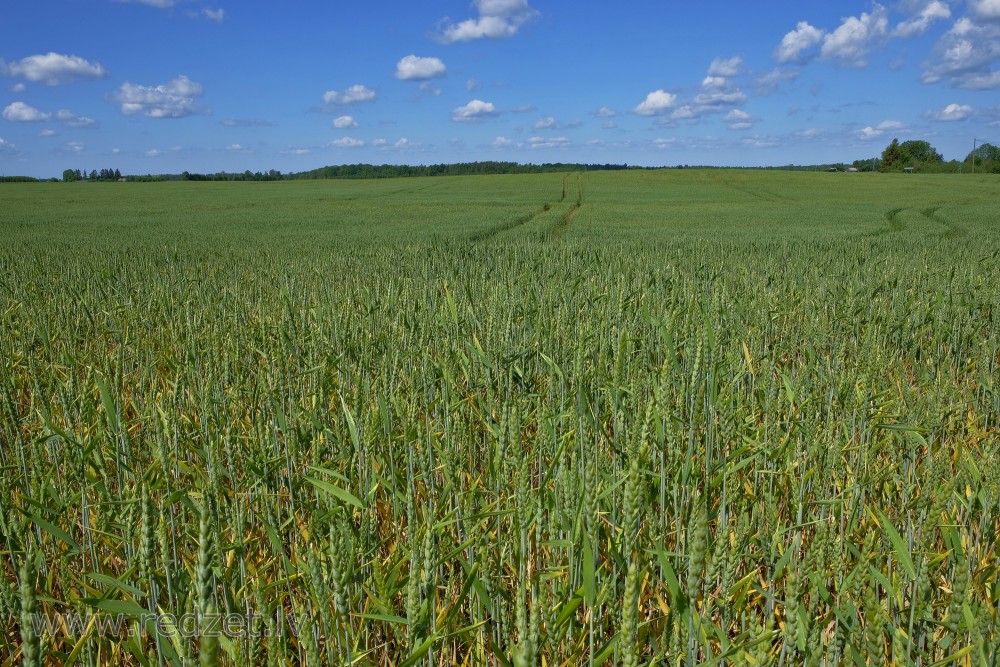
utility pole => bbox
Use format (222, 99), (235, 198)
(972, 138), (977, 174)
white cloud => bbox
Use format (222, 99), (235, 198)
(922, 18), (1000, 89)
(333, 115), (358, 129)
(820, 5), (890, 67)
(1, 52), (106, 85)
(602, 120), (617, 129)
(3, 102), (97, 127)
(968, 0), (1000, 20)
(528, 135), (570, 149)
(452, 99), (497, 122)
(595, 106), (617, 117)
(38, 129), (56, 137)
(437, 0), (539, 43)
(493, 135), (514, 147)
(115, 75), (205, 118)
(394, 138), (412, 149)
(323, 85), (376, 105)
(859, 119), (904, 139)
(332, 137), (365, 148)
(753, 68), (799, 95)
(467, 79), (479, 91)
(3, 101), (50, 122)
(396, 55), (447, 80)
(65, 141), (85, 154)
(925, 102), (974, 120)
(634, 89), (677, 116)
(146, 148), (161, 157)
(533, 116), (563, 129)
(372, 139), (388, 147)
(692, 89), (747, 109)
(708, 56), (743, 77)
(226, 143), (250, 152)
(0, 137), (18, 154)
(894, 1), (951, 37)
(56, 109), (97, 128)
(725, 109), (755, 130)
(775, 22), (825, 64)
(202, 7), (224, 22)
(10, 83), (26, 93)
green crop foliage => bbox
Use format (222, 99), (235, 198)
(1, 171), (998, 665)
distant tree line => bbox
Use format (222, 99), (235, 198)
(178, 169), (285, 182)
(48, 151), (996, 184)
(288, 162), (638, 180)
(0, 175), (42, 183)
(63, 168), (122, 182)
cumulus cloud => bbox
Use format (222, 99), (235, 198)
(708, 56), (743, 77)
(602, 120), (617, 129)
(820, 5), (890, 67)
(925, 102), (974, 120)
(634, 89), (677, 116)
(1, 52), (106, 85)
(114, 75), (206, 118)
(3, 102), (97, 127)
(493, 135), (514, 147)
(333, 115), (358, 129)
(595, 106), (617, 117)
(725, 109), (755, 130)
(323, 85), (376, 105)
(692, 89), (747, 109)
(0, 137), (18, 154)
(859, 119), (904, 139)
(3, 101), (50, 122)
(922, 17), (1000, 89)
(436, 0), (539, 43)
(331, 137), (365, 148)
(396, 55), (447, 80)
(202, 7), (224, 22)
(452, 99), (497, 122)
(775, 22), (826, 64)
(64, 141), (85, 154)
(894, 1), (951, 37)
(38, 129), (56, 137)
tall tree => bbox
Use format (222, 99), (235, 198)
(880, 139), (907, 172)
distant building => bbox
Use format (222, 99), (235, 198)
(847, 167), (859, 173)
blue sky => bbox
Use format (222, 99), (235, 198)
(2, 0), (999, 177)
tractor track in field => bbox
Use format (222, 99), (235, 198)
(873, 206), (967, 238)
(470, 203), (551, 242)
(884, 207), (905, 232)
(921, 206), (967, 238)
(549, 173), (584, 240)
